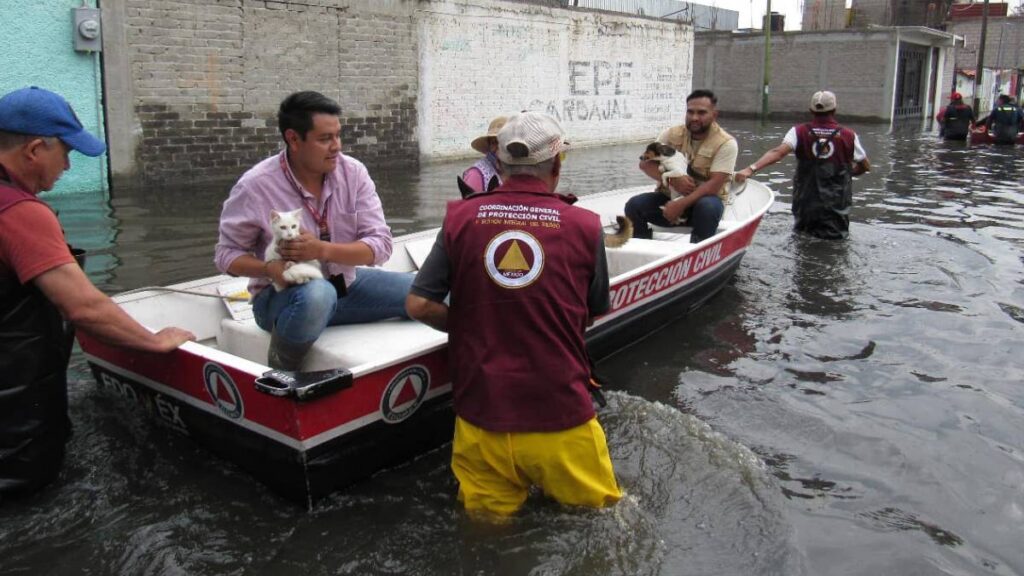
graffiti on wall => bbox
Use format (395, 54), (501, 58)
(530, 60), (634, 122)
(420, 11), (692, 157)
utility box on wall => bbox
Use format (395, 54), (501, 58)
(73, 7), (102, 52)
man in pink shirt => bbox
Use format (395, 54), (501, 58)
(215, 91), (412, 370)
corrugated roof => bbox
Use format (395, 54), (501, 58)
(564, 0), (739, 30)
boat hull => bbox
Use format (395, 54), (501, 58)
(87, 359), (455, 504)
(78, 184), (773, 504)
(969, 130), (1024, 145)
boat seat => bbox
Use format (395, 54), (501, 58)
(217, 317), (446, 372)
(606, 237), (679, 278)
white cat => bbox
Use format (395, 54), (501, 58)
(264, 208), (324, 292)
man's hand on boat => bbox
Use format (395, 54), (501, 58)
(33, 263), (196, 353)
(150, 327), (197, 352)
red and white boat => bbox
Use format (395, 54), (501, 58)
(969, 129), (1024, 145)
(77, 181), (774, 505)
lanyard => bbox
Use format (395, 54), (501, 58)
(279, 153), (331, 241)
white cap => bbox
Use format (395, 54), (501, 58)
(810, 90), (837, 113)
(496, 111), (571, 165)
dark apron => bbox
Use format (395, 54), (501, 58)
(0, 274), (77, 498)
(0, 183), (84, 498)
(792, 128), (853, 240)
(991, 106), (1020, 145)
(942, 105), (972, 141)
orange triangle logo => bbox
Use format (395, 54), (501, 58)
(498, 240), (530, 271)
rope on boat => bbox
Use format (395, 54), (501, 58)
(116, 286), (250, 302)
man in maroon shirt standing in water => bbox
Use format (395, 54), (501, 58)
(406, 112), (621, 518)
(0, 87), (194, 500)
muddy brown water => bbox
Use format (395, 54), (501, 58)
(2, 118), (1022, 576)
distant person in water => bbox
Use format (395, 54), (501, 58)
(936, 92), (974, 141)
(459, 116), (507, 196)
(735, 90), (870, 240)
(975, 95), (1024, 145)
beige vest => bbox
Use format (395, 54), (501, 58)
(659, 121), (734, 202)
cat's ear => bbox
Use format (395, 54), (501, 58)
(270, 210), (281, 223)
(288, 208), (304, 219)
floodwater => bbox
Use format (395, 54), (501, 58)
(2, 118), (1023, 576)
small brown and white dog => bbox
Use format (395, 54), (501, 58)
(640, 142), (689, 200)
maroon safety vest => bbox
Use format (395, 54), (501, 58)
(794, 118), (857, 168)
(443, 175), (601, 432)
(791, 118), (857, 239)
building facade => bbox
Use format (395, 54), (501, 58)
(0, 1), (108, 195)
(694, 27), (959, 123)
(849, 0), (953, 28)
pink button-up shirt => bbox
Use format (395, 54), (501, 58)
(215, 150), (394, 294)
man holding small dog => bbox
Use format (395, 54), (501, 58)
(627, 89), (738, 243)
(406, 111), (621, 518)
(735, 90), (869, 240)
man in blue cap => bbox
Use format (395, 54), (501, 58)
(0, 86), (194, 500)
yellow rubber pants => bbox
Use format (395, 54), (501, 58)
(452, 416), (621, 517)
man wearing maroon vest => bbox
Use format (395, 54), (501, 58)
(0, 87), (194, 500)
(406, 112), (621, 518)
(735, 90), (870, 239)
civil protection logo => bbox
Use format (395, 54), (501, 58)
(203, 363), (244, 420)
(812, 136), (836, 159)
(484, 230), (544, 289)
(381, 365), (430, 424)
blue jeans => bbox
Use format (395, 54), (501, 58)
(253, 267), (413, 345)
(624, 192), (724, 243)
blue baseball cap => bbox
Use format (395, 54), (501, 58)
(0, 86), (106, 157)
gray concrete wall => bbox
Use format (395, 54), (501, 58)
(694, 29), (899, 121)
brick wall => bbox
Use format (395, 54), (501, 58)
(103, 0), (691, 184)
(104, 0), (420, 185)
